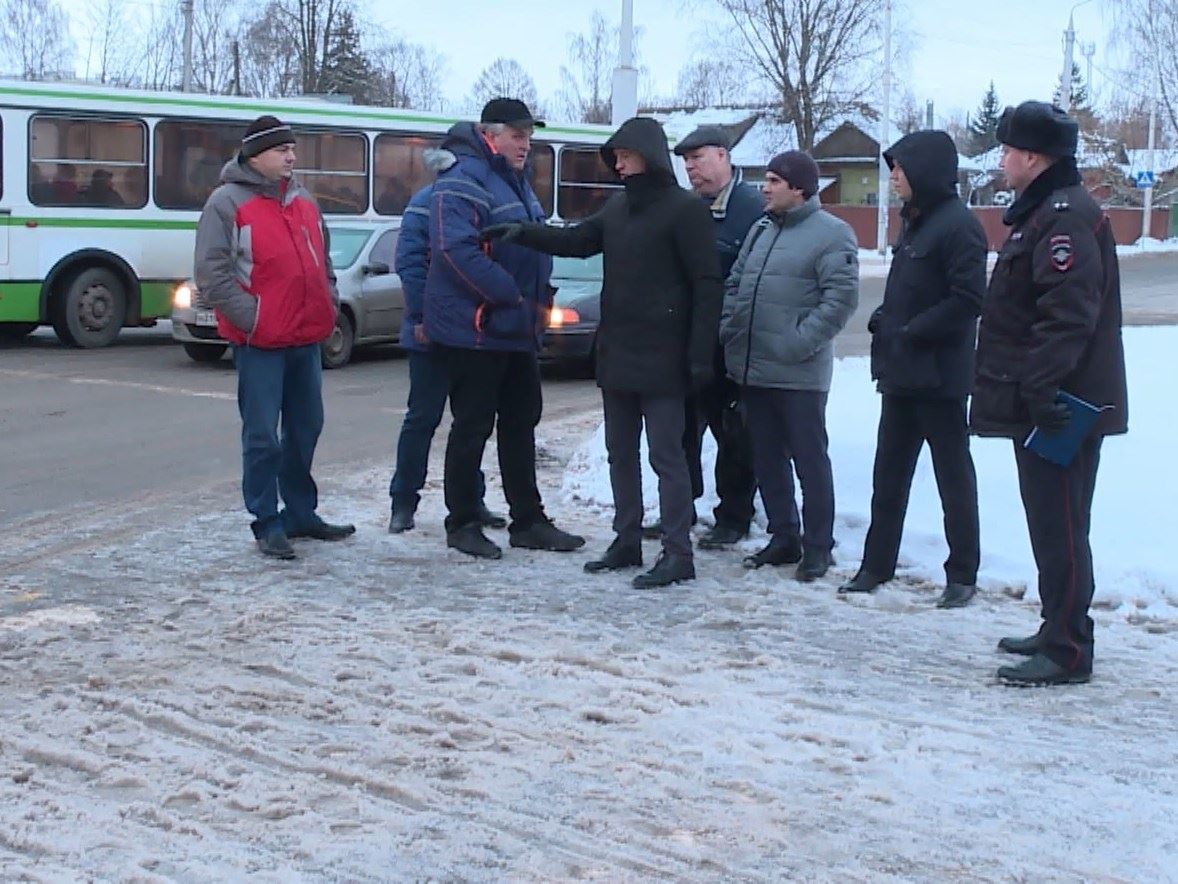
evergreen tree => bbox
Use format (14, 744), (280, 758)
(967, 81), (1001, 155)
(1054, 62), (1090, 112)
(320, 8), (371, 102)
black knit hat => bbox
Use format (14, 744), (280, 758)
(766, 150), (820, 198)
(997, 101), (1079, 158)
(241, 115), (296, 159)
(673, 125), (731, 155)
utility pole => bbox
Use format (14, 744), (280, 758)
(1142, 72), (1158, 246)
(232, 40), (241, 96)
(1080, 41), (1096, 96)
(925, 100), (934, 130)
(875, 0), (892, 256)
(181, 0), (194, 92)
(611, 0), (638, 125)
(1060, 12), (1075, 111)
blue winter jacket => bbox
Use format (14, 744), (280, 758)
(423, 123), (553, 351)
(394, 185), (432, 352)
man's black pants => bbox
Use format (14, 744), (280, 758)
(683, 377), (757, 532)
(861, 395), (980, 585)
(1014, 435), (1102, 672)
(442, 347), (545, 534)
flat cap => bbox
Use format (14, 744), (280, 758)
(673, 125), (731, 156)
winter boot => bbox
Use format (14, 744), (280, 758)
(997, 653), (1091, 686)
(632, 552), (695, 589)
(584, 537), (643, 573)
(837, 570), (888, 594)
(446, 523), (502, 560)
(509, 519), (585, 552)
(936, 583), (977, 608)
(742, 537), (803, 569)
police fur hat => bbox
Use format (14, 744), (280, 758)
(996, 101), (1079, 158)
(241, 115), (296, 159)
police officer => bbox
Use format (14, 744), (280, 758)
(971, 101), (1128, 686)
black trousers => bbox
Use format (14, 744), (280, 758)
(683, 377), (758, 531)
(441, 347), (545, 533)
(861, 395), (980, 584)
(743, 387), (834, 553)
(1014, 436), (1102, 672)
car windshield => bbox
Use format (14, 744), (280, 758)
(327, 226), (374, 269)
(552, 254), (603, 281)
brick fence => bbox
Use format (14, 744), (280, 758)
(827, 206), (1170, 251)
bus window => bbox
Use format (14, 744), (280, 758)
(373, 133), (443, 215)
(557, 147), (621, 220)
(293, 129), (368, 215)
(29, 115), (148, 209)
(530, 144), (554, 217)
(154, 120), (246, 210)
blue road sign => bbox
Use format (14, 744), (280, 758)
(1135, 170), (1156, 189)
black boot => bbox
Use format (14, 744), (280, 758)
(837, 569), (888, 594)
(388, 502), (416, 534)
(936, 583), (977, 608)
(632, 552), (695, 589)
(997, 653), (1091, 686)
(742, 536), (802, 569)
(287, 519), (356, 541)
(795, 547), (834, 583)
(257, 530), (297, 560)
(478, 503), (507, 529)
(698, 522), (747, 550)
(446, 523), (502, 559)
(584, 537), (643, 573)
(997, 632), (1044, 656)
(509, 519), (585, 552)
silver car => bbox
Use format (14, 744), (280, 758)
(171, 221), (405, 368)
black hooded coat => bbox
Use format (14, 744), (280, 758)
(511, 117), (722, 395)
(871, 130), (987, 397)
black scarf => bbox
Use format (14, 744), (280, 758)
(1003, 156), (1081, 227)
(623, 172), (672, 213)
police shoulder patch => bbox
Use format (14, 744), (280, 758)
(1049, 234), (1074, 272)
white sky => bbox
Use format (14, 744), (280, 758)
(58, 0), (1122, 125)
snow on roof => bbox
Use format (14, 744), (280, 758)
(1124, 148), (1178, 176)
(729, 117), (799, 166)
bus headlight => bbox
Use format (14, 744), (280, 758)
(548, 306), (580, 328)
(173, 282), (193, 309)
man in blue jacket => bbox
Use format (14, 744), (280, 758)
(387, 137), (505, 535)
(424, 98), (584, 559)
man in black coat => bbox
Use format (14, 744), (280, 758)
(971, 101), (1128, 686)
(839, 130), (985, 608)
(483, 117), (723, 588)
(671, 125), (763, 550)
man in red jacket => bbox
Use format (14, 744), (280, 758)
(195, 115), (355, 559)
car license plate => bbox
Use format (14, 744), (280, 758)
(195, 310), (217, 327)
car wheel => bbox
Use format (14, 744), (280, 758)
(51, 266), (127, 348)
(183, 342), (227, 363)
(0, 322), (39, 341)
(321, 311), (354, 369)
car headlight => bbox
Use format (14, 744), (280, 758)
(548, 306), (581, 328)
(173, 282), (193, 309)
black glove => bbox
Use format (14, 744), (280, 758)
(480, 223), (525, 244)
(867, 308), (883, 334)
(1028, 397), (1070, 434)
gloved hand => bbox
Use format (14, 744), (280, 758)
(867, 308), (883, 334)
(1028, 397), (1070, 434)
(480, 223), (525, 244)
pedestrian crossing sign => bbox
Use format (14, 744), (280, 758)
(1135, 170), (1156, 189)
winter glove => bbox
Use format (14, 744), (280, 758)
(867, 308), (883, 335)
(480, 223), (525, 244)
(1028, 397), (1070, 434)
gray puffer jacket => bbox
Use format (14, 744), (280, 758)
(720, 197), (859, 391)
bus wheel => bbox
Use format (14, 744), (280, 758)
(0, 322), (39, 341)
(51, 266), (127, 348)
(183, 342), (227, 363)
(321, 311), (354, 369)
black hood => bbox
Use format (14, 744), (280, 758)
(600, 117), (676, 185)
(884, 130), (959, 210)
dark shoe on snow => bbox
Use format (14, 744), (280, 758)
(447, 524), (502, 559)
(632, 552), (696, 589)
(997, 632), (1044, 656)
(388, 503), (416, 534)
(742, 537), (803, 569)
(937, 582), (977, 608)
(584, 538), (643, 573)
(997, 653), (1091, 686)
(837, 569), (888, 594)
(478, 503), (507, 529)
(697, 523), (748, 550)
(509, 519), (585, 552)
(288, 519), (356, 541)
(257, 530), (297, 560)
(795, 548), (834, 583)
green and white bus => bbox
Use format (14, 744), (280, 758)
(0, 79), (623, 347)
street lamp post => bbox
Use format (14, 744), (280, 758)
(612, 0), (638, 125)
(875, 0), (892, 256)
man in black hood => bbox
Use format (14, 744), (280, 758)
(483, 117), (722, 589)
(839, 130), (985, 609)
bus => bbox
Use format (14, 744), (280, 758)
(0, 79), (625, 347)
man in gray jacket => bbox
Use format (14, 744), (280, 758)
(720, 150), (859, 581)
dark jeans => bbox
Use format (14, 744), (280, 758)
(602, 390), (694, 558)
(861, 395), (980, 584)
(388, 348), (484, 510)
(1014, 436), (1102, 672)
(683, 377), (757, 531)
(743, 387), (835, 553)
(233, 343), (323, 537)
(441, 347), (545, 533)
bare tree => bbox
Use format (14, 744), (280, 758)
(191, 0), (243, 94)
(708, 0), (885, 149)
(557, 11), (616, 124)
(81, 0), (136, 84)
(0, 0), (73, 79)
(134, 4), (183, 90)
(674, 57), (748, 107)
(467, 57), (541, 114)
(892, 88), (922, 136)
(239, 2), (301, 97)
(1111, 0), (1178, 140)
(290, 0), (344, 94)
(366, 37), (446, 110)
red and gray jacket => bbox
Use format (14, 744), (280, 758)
(194, 157), (337, 349)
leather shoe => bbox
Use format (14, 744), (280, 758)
(584, 537), (643, 573)
(288, 519), (355, 541)
(697, 523), (748, 550)
(838, 569), (888, 594)
(478, 503), (507, 529)
(997, 653), (1091, 686)
(388, 503), (415, 534)
(936, 582), (977, 608)
(742, 537), (803, 569)
(509, 519), (585, 552)
(257, 530), (296, 560)
(632, 552), (695, 589)
(446, 524), (502, 559)
(997, 632), (1044, 656)
(795, 547), (834, 583)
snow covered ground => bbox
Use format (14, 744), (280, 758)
(1, 329), (1176, 880)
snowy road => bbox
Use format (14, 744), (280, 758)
(2, 399), (1176, 881)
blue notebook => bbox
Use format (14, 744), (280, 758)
(1023, 391), (1114, 467)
